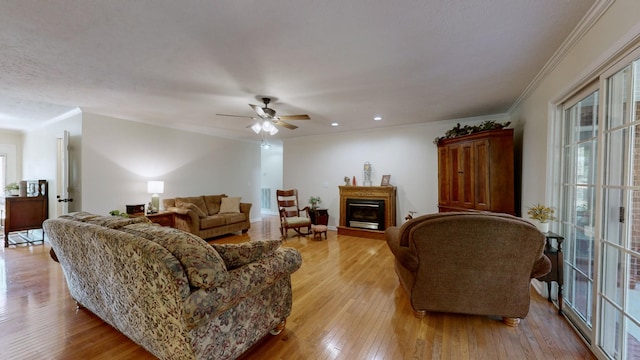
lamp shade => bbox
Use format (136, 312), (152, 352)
(251, 123), (262, 134)
(147, 181), (164, 194)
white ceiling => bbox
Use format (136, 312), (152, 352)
(0, 0), (596, 141)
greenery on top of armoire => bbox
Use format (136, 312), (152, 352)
(434, 120), (511, 144)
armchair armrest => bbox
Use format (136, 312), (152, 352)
(385, 226), (418, 271)
(531, 254), (552, 279)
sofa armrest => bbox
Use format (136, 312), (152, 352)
(167, 206), (199, 233)
(183, 246), (302, 330)
(211, 239), (282, 269)
(240, 202), (252, 214)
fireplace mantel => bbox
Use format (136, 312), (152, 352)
(338, 186), (397, 239)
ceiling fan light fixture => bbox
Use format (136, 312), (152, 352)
(262, 121), (274, 132)
(251, 122), (262, 134)
(269, 126), (279, 135)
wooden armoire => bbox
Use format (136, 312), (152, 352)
(437, 128), (515, 215)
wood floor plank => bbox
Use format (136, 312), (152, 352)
(0, 217), (596, 359)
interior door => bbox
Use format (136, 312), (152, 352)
(56, 131), (70, 216)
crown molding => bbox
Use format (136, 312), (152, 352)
(508, 0), (615, 113)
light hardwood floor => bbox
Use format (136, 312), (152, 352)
(0, 216), (595, 359)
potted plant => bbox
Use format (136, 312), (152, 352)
(308, 196), (322, 209)
(5, 182), (19, 196)
(527, 203), (555, 233)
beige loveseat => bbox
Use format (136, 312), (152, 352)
(163, 194), (251, 239)
(44, 212), (302, 360)
(385, 212), (551, 326)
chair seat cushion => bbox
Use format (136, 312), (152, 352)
(285, 216), (311, 226)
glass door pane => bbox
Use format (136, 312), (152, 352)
(561, 89), (598, 332)
(599, 59), (640, 360)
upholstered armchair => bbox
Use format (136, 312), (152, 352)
(385, 212), (551, 326)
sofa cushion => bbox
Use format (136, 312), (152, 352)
(204, 194), (226, 215)
(200, 215), (227, 229)
(211, 239), (282, 269)
(219, 213), (246, 225)
(175, 196), (208, 216)
(122, 223), (228, 289)
(181, 202), (207, 218)
(220, 197), (241, 213)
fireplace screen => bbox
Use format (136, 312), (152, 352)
(346, 199), (385, 230)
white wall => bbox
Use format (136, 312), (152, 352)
(81, 113), (262, 220)
(283, 115), (510, 228)
(0, 130), (22, 186)
(21, 111), (82, 218)
(512, 0), (640, 213)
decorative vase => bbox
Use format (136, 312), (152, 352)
(534, 220), (549, 233)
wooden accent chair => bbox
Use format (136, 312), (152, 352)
(385, 212), (551, 326)
(277, 189), (312, 239)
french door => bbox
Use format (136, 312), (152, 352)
(560, 53), (640, 360)
(598, 58), (640, 360)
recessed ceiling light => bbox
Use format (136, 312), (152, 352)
(374, 116), (382, 121)
(331, 122), (339, 127)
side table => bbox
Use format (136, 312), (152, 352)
(537, 231), (564, 314)
(132, 211), (175, 227)
(308, 208), (329, 226)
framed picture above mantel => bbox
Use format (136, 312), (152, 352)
(380, 175), (391, 186)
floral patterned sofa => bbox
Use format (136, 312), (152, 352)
(44, 212), (302, 360)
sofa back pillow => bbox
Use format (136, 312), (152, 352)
(60, 211), (151, 228)
(203, 194), (226, 215)
(175, 196), (208, 216)
(219, 197), (241, 214)
(122, 223), (228, 289)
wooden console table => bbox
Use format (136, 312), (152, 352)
(4, 181), (49, 247)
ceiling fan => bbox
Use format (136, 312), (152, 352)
(216, 97), (310, 131)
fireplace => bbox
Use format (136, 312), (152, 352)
(338, 186), (397, 239)
(346, 199), (385, 230)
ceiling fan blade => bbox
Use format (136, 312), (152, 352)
(249, 104), (269, 119)
(216, 113), (257, 119)
(278, 114), (310, 121)
(274, 120), (298, 130)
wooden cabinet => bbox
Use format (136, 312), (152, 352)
(308, 208), (329, 226)
(4, 193), (48, 247)
(437, 129), (514, 214)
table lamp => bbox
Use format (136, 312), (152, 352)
(147, 180), (164, 214)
